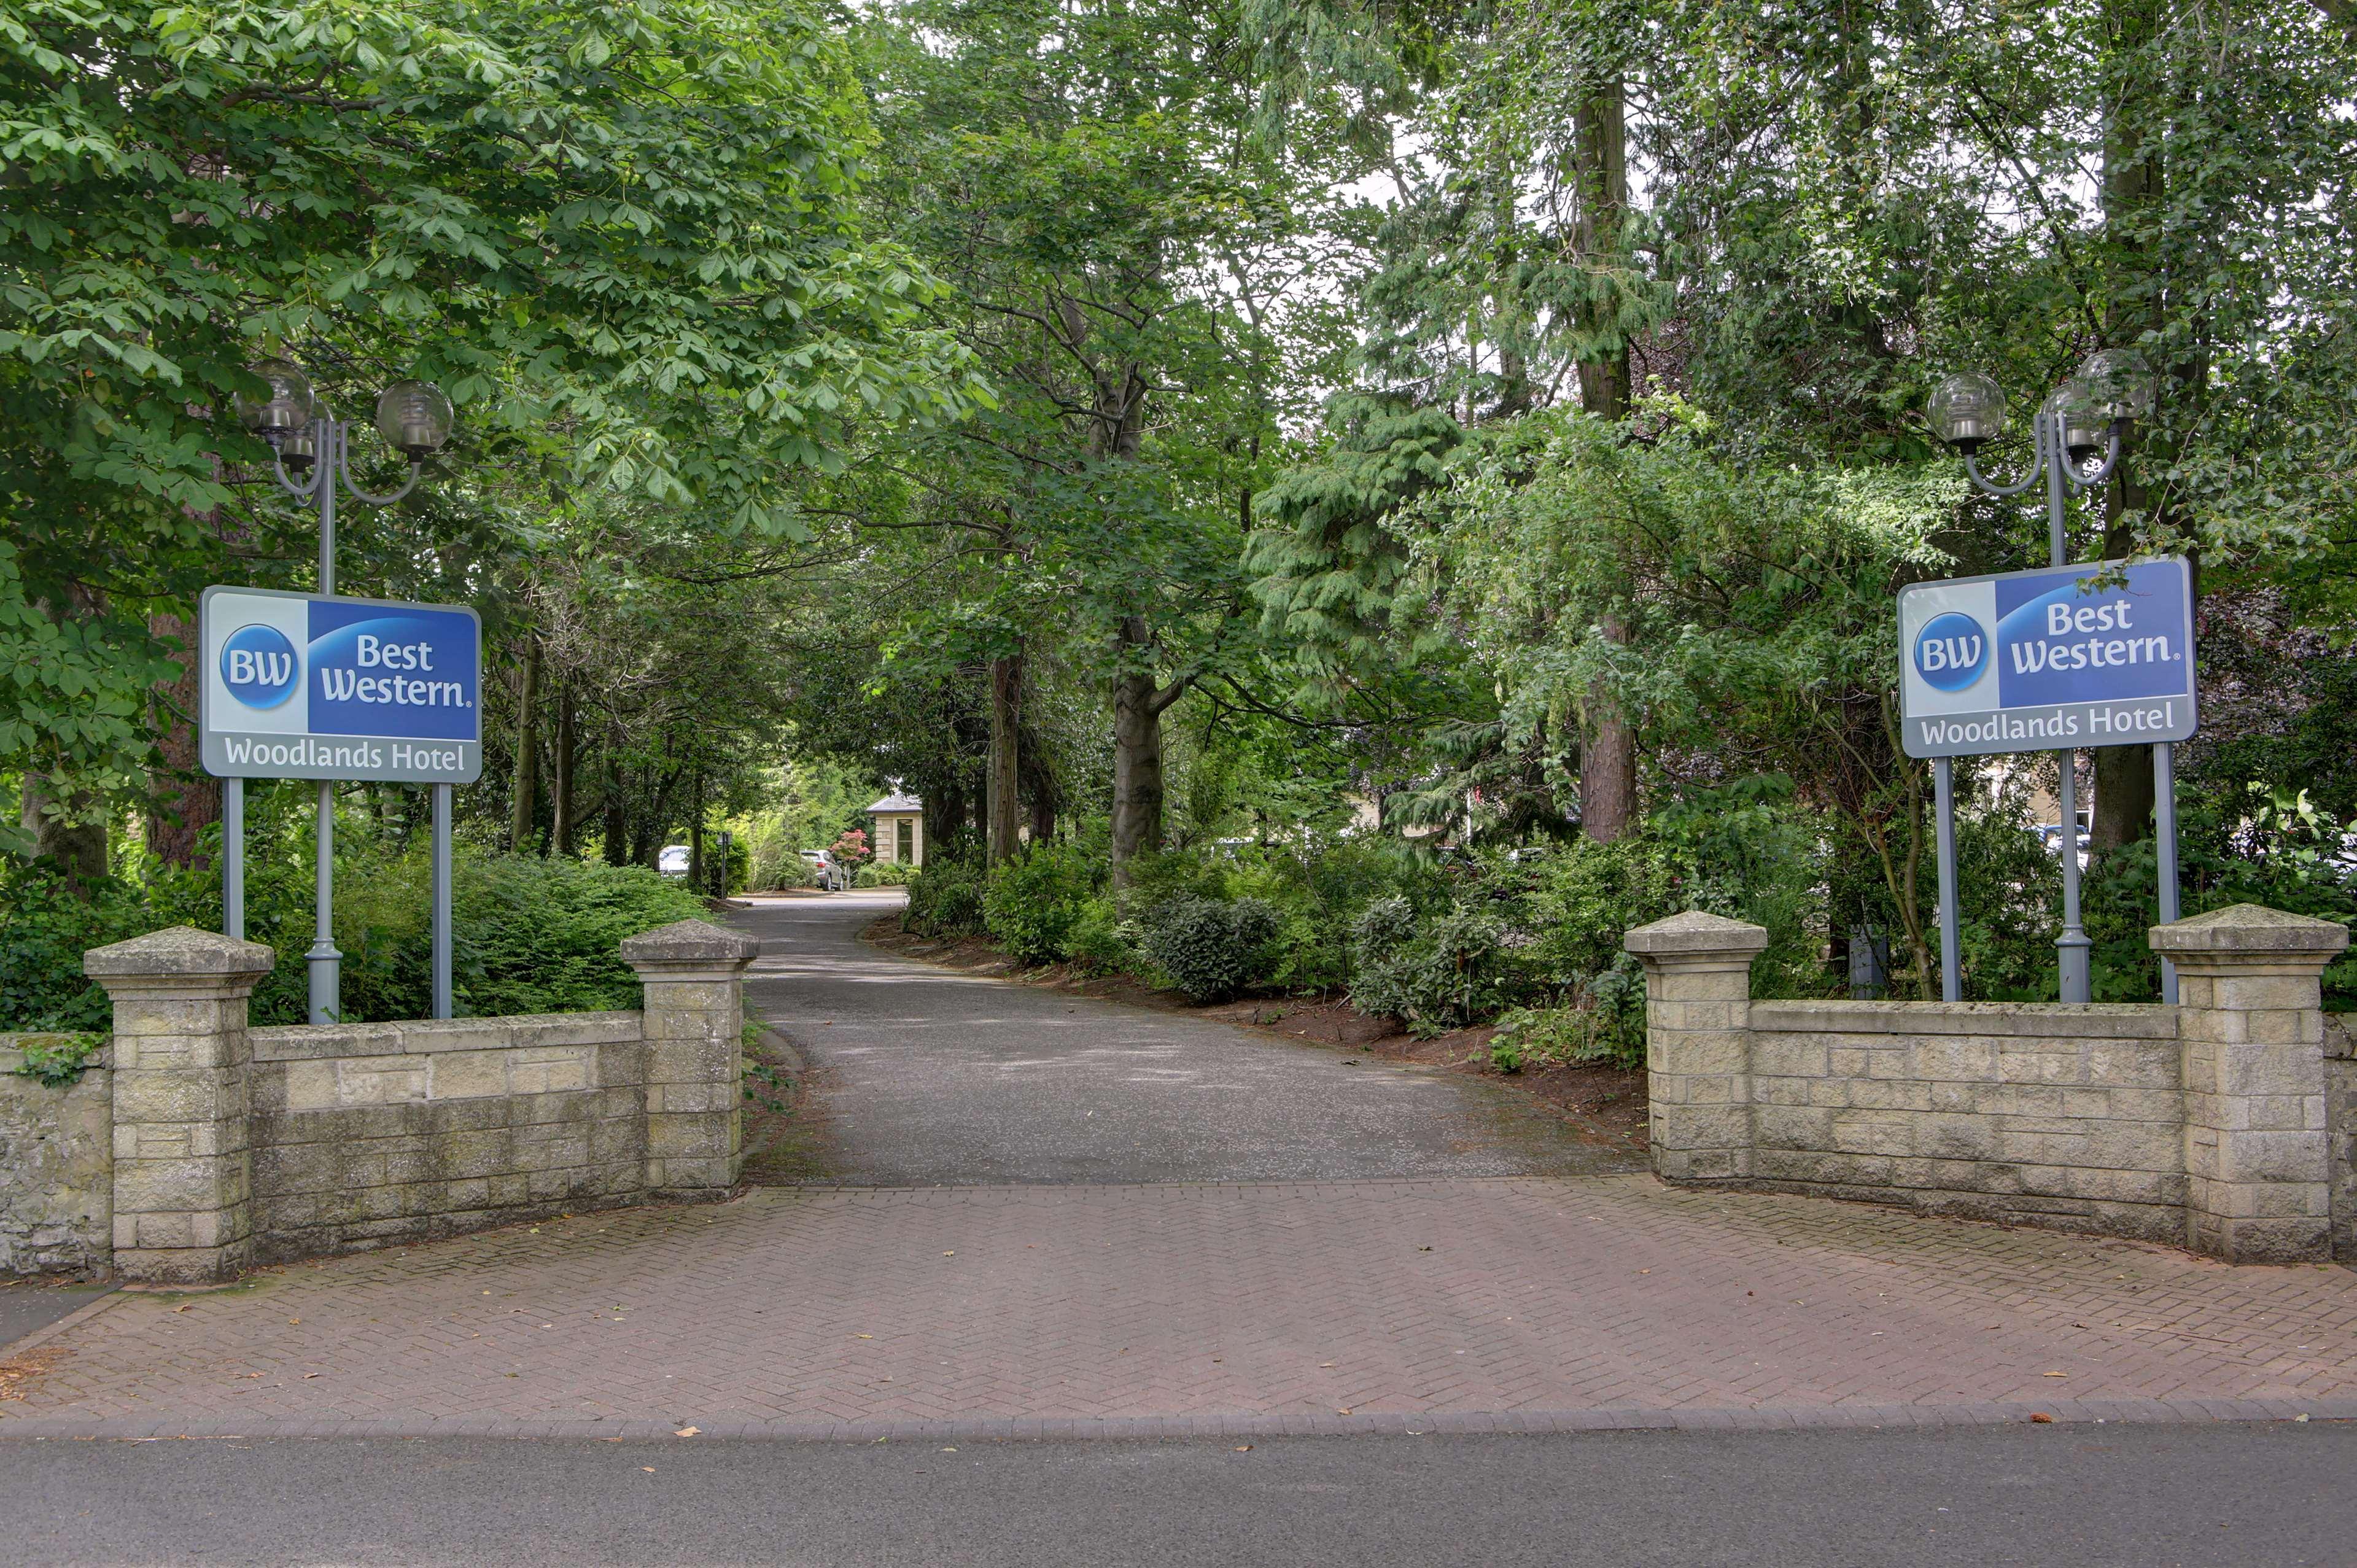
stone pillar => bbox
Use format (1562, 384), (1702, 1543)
(2153, 904), (2350, 1264)
(1625, 912), (1767, 1181)
(622, 918), (761, 1195)
(85, 927), (275, 1284)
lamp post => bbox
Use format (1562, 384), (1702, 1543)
(234, 360), (455, 1024)
(1927, 350), (2157, 1004)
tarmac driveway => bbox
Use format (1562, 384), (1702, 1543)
(734, 891), (1637, 1186)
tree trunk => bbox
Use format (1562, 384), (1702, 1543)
(1572, 80), (1630, 421)
(602, 733), (630, 867)
(144, 609), (219, 868)
(1582, 620), (1638, 842)
(987, 651), (1023, 864)
(21, 775), (108, 888)
(688, 770), (706, 890)
(2091, 0), (2164, 856)
(1111, 670), (1165, 879)
(551, 677), (577, 858)
(508, 636), (542, 854)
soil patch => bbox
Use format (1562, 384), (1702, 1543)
(862, 917), (1648, 1156)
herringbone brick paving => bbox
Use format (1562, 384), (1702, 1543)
(6, 1174), (2355, 1433)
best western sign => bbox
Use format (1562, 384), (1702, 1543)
(200, 586), (483, 783)
(1898, 558), (2196, 759)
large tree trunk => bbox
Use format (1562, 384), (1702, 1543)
(1573, 83), (1636, 840)
(987, 650), (1023, 864)
(508, 635), (542, 854)
(2091, 0), (2164, 856)
(1111, 670), (1165, 877)
(1572, 80), (1630, 421)
(21, 775), (108, 888)
(144, 609), (219, 868)
(1109, 618), (1192, 883)
(551, 677), (577, 858)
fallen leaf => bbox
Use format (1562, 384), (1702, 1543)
(942, 1251), (955, 1257)
(855, 1334), (874, 1340)
(286, 1318), (300, 1326)
(941, 1446), (957, 1453)
(643, 1466), (656, 1473)
(1337, 1407), (1353, 1415)
(675, 1426), (700, 1437)
(2041, 1371), (2068, 1378)
(1319, 1362), (1337, 1368)
(1234, 1445), (1252, 1452)
(173, 1305), (192, 1314)
(2029, 1413), (2054, 1424)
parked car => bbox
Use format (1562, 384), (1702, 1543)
(658, 845), (690, 877)
(801, 848), (850, 891)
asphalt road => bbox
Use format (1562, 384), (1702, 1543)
(736, 891), (1635, 1186)
(4, 1424), (2350, 1566)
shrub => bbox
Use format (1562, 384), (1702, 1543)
(1138, 895), (1280, 1002)
(0, 864), (153, 1031)
(1348, 897), (1514, 1036)
(855, 862), (916, 887)
(902, 859), (987, 937)
(1065, 897), (1135, 974)
(981, 844), (1100, 963)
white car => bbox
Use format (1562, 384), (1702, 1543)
(801, 849), (850, 891)
(658, 845), (690, 877)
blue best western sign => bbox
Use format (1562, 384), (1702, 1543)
(200, 586), (483, 783)
(1898, 558), (2197, 759)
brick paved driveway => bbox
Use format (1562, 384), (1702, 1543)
(7, 1176), (2356, 1437)
(8, 894), (2356, 1438)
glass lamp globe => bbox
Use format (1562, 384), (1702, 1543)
(277, 421), (319, 473)
(233, 359), (316, 441)
(375, 381), (455, 459)
(2078, 347), (2156, 422)
(1927, 372), (2006, 454)
(2047, 380), (2108, 462)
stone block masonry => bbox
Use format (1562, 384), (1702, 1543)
(1628, 903), (2353, 1265)
(39, 917), (762, 1284)
(0, 1036), (112, 1278)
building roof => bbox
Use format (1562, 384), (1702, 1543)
(864, 793), (923, 815)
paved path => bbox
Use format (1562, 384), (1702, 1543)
(742, 891), (1633, 1185)
(5, 890), (2357, 1441)
(9, 1425), (2355, 1567)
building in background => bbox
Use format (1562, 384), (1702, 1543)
(866, 790), (924, 868)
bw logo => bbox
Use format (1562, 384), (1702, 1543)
(220, 624), (299, 710)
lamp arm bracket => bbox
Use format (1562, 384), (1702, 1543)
(271, 448), (327, 501)
(1963, 448), (2043, 498)
(337, 451), (424, 508)
(2064, 425), (2124, 490)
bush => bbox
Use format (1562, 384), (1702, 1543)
(981, 844), (1100, 963)
(1348, 896), (1514, 1036)
(1138, 895), (1281, 1002)
(902, 859), (987, 937)
(0, 864), (153, 1031)
(1065, 897), (1135, 974)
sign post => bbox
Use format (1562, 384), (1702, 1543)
(1899, 557), (2197, 1003)
(200, 586), (483, 1022)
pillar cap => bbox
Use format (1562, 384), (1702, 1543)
(84, 925), (275, 982)
(1625, 910), (1770, 958)
(2149, 903), (2350, 959)
(621, 918), (760, 970)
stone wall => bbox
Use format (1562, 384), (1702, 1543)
(248, 1013), (648, 1263)
(0, 916), (762, 1286)
(1745, 1003), (2185, 1244)
(2328, 1015), (2356, 1263)
(1629, 904), (2354, 1265)
(0, 1036), (112, 1278)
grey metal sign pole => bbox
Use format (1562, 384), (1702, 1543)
(432, 783), (454, 1019)
(2155, 740), (2181, 1003)
(1932, 756), (1961, 1001)
(2040, 409), (2093, 1002)
(221, 777), (244, 941)
(308, 416), (343, 1025)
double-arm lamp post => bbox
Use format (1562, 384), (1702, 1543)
(1924, 349), (2162, 1004)
(231, 359), (456, 1025)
